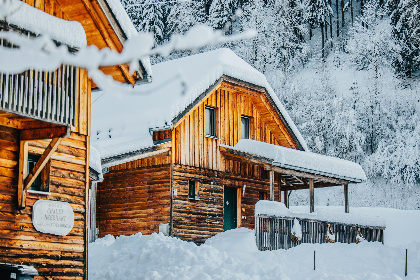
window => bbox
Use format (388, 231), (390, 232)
(259, 191), (267, 200)
(205, 106), (216, 137)
(241, 116), (250, 139)
(188, 181), (200, 200)
(27, 154), (50, 192)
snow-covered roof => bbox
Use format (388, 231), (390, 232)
(255, 201), (385, 228)
(90, 145), (103, 178)
(103, 0), (152, 78)
(92, 48), (307, 160)
(226, 139), (367, 182)
(3, 0), (86, 48)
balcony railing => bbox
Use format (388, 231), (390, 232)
(0, 24), (78, 127)
(256, 215), (385, 251)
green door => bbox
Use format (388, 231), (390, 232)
(224, 187), (237, 231)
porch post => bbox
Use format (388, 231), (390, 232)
(309, 178), (314, 213)
(344, 183), (349, 213)
(269, 170), (275, 201)
(284, 190), (289, 208)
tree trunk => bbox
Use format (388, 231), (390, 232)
(329, 0), (333, 39)
(341, 0), (345, 28)
(351, 0), (354, 25)
(321, 22), (325, 60)
(336, 0), (339, 36)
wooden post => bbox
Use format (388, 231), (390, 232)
(269, 170), (274, 201)
(309, 178), (314, 213)
(284, 190), (289, 208)
(278, 176), (282, 202)
(17, 140), (28, 209)
(344, 183), (349, 213)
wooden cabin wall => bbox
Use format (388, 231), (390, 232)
(221, 157), (281, 229)
(172, 165), (223, 244)
(172, 86), (297, 171)
(96, 155), (171, 237)
(21, 0), (69, 20)
(0, 125), (89, 280)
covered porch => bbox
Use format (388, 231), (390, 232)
(220, 139), (383, 250)
(220, 139), (367, 213)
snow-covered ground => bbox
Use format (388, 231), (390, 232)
(89, 206), (420, 280)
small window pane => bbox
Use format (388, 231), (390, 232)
(241, 116), (250, 139)
(28, 154), (41, 191)
(205, 107), (215, 136)
(188, 181), (195, 199)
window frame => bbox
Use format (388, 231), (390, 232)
(27, 153), (51, 193)
(188, 180), (200, 200)
(205, 106), (216, 137)
(241, 115), (251, 139)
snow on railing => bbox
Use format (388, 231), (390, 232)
(0, 26), (77, 126)
(255, 201), (386, 251)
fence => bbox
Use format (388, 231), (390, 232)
(256, 215), (385, 251)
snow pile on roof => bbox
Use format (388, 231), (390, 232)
(230, 139), (367, 182)
(103, 0), (152, 77)
(92, 48), (306, 159)
(255, 201), (385, 227)
(3, 0), (86, 48)
(89, 145), (103, 178)
(104, 0), (137, 39)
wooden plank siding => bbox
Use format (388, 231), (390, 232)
(96, 156), (172, 237)
(171, 165), (224, 244)
(172, 85), (298, 170)
(0, 125), (88, 280)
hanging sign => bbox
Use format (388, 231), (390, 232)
(32, 199), (74, 236)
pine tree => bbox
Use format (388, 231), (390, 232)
(167, 0), (207, 35)
(209, 0), (238, 34)
(123, 0), (165, 44)
(388, 0), (420, 76)
(305, 0), (333, 58)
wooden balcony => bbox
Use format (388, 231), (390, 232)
(0, 24), (78, 127)
(256, 214), (385, 251)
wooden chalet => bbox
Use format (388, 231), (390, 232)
(0, 0), (150, 278)
(92, 48), (366, 244)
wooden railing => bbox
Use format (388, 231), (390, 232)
(0, 24), (78, 127)
(255, 215), (385, 251)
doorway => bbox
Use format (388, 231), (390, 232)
(224, 187), (237, 231)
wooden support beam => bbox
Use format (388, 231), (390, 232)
(20, 126), (70, 141)
(269, 170), (275, 201)
(237, 188), (242, 228)
(278, 176), (282, 202)
(284, 190), (289, 208)
(17, 140), (28, 209)
(309, 178), (314, 213)
(344, 183), (349, 213)
(23, 138), (62, 192)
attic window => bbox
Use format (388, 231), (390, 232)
(205, 106), (216, 137)
(241, 116), (250, 139)
(188, 181), (200, 200)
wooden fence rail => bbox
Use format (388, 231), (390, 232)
(255, 215), (385, 251)
(0, 24), (78, 127)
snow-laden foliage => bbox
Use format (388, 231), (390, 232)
(346, 0), (402, 71)
(167, 0), (207, 35)
(123, 0), (166, 43)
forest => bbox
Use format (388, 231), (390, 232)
(121, 0), (419, 209)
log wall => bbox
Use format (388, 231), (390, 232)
(97, 160), (171, 237)
(0, 125), (89, 280)
(172, 165), (224, 244)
